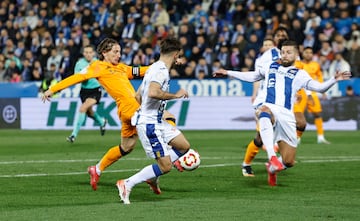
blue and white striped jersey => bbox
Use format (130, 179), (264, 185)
(253, 47), (281, 107)
(254, 47), (280, 72)
(256, 62), (313, 110)
(136, 60), (170, 124)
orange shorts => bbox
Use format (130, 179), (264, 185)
(307, 92), (322, 113)
(293, 89), (322, 113)
(293, 89), (307, 113)
(118, 100), (140, 138)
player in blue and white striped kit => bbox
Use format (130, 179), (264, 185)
(116, 37), (196, 204)
(214, 40), (351, 186)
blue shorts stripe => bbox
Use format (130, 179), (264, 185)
(146, 124), (165, 158)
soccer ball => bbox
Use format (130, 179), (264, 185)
(178, 149), (201, 171)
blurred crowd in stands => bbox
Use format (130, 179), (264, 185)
(0, 0), (359, 84)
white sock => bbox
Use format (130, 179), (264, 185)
(259, 116), (276, 160)
(95, 164), (101, 176)
(169, 148), (182, 162)
(277, 156), (286, 169)
(125, 165), (157, 189)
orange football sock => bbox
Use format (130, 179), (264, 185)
(314, 117), (324, 135)
(98, 146), (122, 171)
(243, 140), (260, 165)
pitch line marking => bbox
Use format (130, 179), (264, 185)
(0, 156), (358, 165)
(0, 157), (359, 178)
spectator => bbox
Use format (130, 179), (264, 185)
(203, 47), (215, 65)
(150, 2), (170, 28)
(328, 52), (351, 80)
(345, 85), (357, 96)
(0, 55), (5, 82)
(135, 15), (153, 42)
(95, 4), (110, 29)
(31, 60), (43, 81)
(121, 44), (134, 66)
(334, 10), (353, 39)
(25, 9), (39, 30)
(289, 19), (305, 46)
(194, 57), (211, 79)
(229, 2), (247, 26)
(208, 0), (230, 19)
(21, 58), (33, 82)
(332, 33), (347, 54)
(81, 7), (95, 27)
(10, 70), (22, 83)
(4, 60), (21, 82)
(317, 40), (335, 63)
(58, 48), (72, 79)
(217, 44), (230, 68)
(345, 40), (360, 78)
(211, 59), (223, 75)
(47, 48), (62, 72)
(121, 14), (137, 44)
(4, 50), (22, 71)
(39, 63), (59, 93)
(181, 62), (195, 79)
(229, 46), (242, 71)
(14, 41), (26, 59)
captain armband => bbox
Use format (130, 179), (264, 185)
(132, 66), (141, 78)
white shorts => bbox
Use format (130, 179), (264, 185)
(264, 103), (298, 147)
(136, 121), (181, 159)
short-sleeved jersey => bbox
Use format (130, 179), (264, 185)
(253, 47), (281, 107)
(74, 57), (100, 89)
(50, 60), (148, 116)
(300, 61), (323, 82)
(256, 62), (313, 111)
(136, 60), (170, 124)
(255, 47), (280, 71)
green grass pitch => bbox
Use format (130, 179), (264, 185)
(0, 129), (359, 221)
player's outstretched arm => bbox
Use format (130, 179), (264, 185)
(306, 71), (352, 93)
(213, 69), (261, 82)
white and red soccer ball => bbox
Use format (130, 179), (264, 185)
(178, 149), (201, 171)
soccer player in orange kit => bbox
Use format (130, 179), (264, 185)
(294, 47), (331, 144)
(42, 38), (150, 190)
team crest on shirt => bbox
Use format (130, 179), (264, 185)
(285, 69), (298, 79)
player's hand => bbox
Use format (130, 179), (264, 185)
(212, 69), (228, 77)
(176, 88), (189, 99)
(41, 90), (53, 103)
(335, 71), (351, 81)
